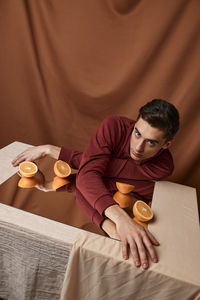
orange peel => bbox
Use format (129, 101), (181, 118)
(113, 191), (133, 208)
(116, 182), (135, 194)
(19, 161), (38, 177)
(133, 217), (148, 228)
(133, 200), (153, 222)
(52, 176), (70, 190)
(18, 177), (37, 188)
(54, 160), (71, 178)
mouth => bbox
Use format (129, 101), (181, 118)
(131, 150), (143, 158)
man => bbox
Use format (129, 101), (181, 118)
(12, 99), (179, 270)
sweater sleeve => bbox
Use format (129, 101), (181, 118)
(75, 189), (107, 228)
(58, 147), (83, 170)
(76, 116), (121, 216)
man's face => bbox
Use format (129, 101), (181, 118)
(130, 117), (171, 161)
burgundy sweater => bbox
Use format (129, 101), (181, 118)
(57, 116), (174, 227)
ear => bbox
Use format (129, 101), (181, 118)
(162, 139), (173, 149)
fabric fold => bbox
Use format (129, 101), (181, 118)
(60, 231), (200, 300)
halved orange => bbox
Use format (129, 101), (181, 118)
(113, 191), (133, 208)
(19, 161), (38, 177)
(18, 177), (37, 188)
(52, 176), (70, 190)
(54, 160), (71, 178)
(116, 182), (135, 194)
(133, 200), (153, 222)
(133, 217), (148, 228)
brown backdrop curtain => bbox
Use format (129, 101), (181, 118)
(0, 0), (199, 227)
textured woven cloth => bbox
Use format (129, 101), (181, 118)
(0, 221), (71, 300)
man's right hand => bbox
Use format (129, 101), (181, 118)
(104, 205), (159, 269)
(12, 145), (61, 167)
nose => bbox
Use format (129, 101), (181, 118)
(135, 140), (145, 153)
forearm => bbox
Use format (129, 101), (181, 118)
(101, 218), (119, 240)
(104, 204), (130, 225)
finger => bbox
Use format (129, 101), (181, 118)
(128, 239), (141, 267)
(12, 154), (24, 166)
(136, 238), (149, 269)
(17, 171), (22, 178)
(12, 153), (23, 162)
(12, 152), (31, 166)
(145, 228), (160, 246)
(13, 155), (36, 167)
(142, 234), (158, 263)
(121, 239), (128, 260)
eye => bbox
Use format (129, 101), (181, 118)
(135, 129), (140, 137)
(148, 140), (155, 146)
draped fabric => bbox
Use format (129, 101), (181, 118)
(1, 179), (200, 300)
(0, 0), (199, 226)
(61, 231), (200, 300)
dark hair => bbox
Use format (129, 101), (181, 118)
(137, 99), (179, 141)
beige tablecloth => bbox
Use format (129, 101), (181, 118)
(0, 204), (82, 300)
(60, 232), (200, 300)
